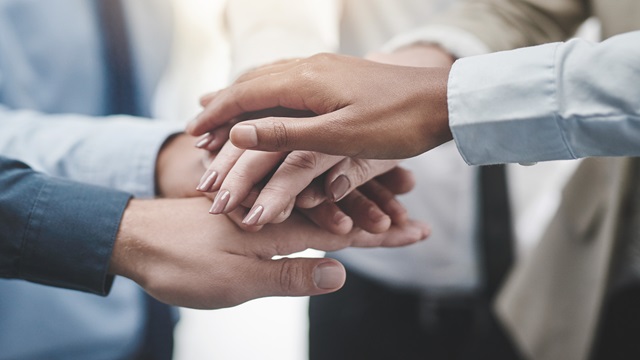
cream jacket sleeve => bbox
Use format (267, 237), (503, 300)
(224, 0), (341, 78)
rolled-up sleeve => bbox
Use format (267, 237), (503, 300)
(0, 157), (131, 295)
(448, 31), (640, 165)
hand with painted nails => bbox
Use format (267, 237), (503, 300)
(186, 53), (453, 160)
(110, 197), (430, 309)
(191, 102), (415, 234)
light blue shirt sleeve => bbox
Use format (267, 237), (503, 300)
(448, 30), (640, 165)
(0, 107), (183, 198)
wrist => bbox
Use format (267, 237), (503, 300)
(108, 199), (147, 282)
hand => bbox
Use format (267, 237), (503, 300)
(192, 105), (413, 234)
(155, 133), (217, 198)
(186, 53), (452, 159)
(108, 197), (430, 309)
(366, 43), (455, 68)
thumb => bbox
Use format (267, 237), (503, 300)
(229, 115), (357, 156)
(251, 258), (346, 298)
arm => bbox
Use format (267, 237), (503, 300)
(187, 31), (640, 163)
(0, 106), (206, 197)
(382, 0), (589, 59)
(449, 30), (640, 165)
(0, 156), (429, 307)
(0, 156), (131, 295)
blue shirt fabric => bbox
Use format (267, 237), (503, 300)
(0, 1), (181, 359)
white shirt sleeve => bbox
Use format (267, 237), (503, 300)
(448, 30), (640, 165)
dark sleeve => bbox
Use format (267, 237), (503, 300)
(0, 156), (132, 295)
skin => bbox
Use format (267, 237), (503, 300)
(187, 49), (453, 159)
(108, 197), (430, 309)
(186, 45), (454, 230)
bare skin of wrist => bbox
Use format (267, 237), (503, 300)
(108, 197), (430, 309)
(155, 133), (209, 198)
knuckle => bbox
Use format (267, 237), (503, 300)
(283, 151), (318, 171)
(268, 119), (290, 150)
(350, 159), (373, 185)
(278, 259), (304, 293)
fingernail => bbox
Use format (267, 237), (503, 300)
(314, 262), (345, 289)
(196, 171), (217, 192)
(210, 190), (230, 214)
(195, 133), (213, 148)
(368, 207), (387, 222)
(243, 205), (264, 225)
(231, 125), (258, 148)
(329, 175), (351, 202)
(333, 211), (349, 225)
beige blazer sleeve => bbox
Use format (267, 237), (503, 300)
(431, 0), (589, 51)
(496, 158), (634, 360)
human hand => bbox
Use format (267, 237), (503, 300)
(366, 43), (455, 68)
(186, 53), (452, 159)
(155, 133), (219, 198)
(109, 197), (430, 309)
(192, 103), (413, 233)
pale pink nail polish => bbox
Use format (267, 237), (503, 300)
(243, 205), (264, 225)
(210, 190), (230, 214)
(195, 133), (213, 148)
(196, 171), (217, 192)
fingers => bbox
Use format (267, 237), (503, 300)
(196, 140), (245, 192)
(187, 74), (312, 136)
(337, 189), (391, 234)
(358, 180), (409, 226)
(227, 112), (361, 156)
(194, 125), (233, 152)
(324, 159), (400, 202)
(298, 202), (354, 235)
(350, 220), (431, 248)
(242, 258), (346, 302)
(374, 166), (416, 195)
(209, 150), (286, 215)
(241, 151), (343, 226)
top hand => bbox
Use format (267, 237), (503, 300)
(187, 52), (452, 159)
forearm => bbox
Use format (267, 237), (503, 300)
(449, 31), (640, 165)
(0, 157), (131, 295)
(0, 107), (183, 197)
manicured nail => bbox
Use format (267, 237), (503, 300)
(314, 262), (345, 289)
(196, 170), (217, 192)
(231, 125), (258, 148)
(243, 205), (264, 226)
(368, 207), (387, 222)
(329, 175), (351, 202)
(195, 133), (214, 148)
(209, 190), (230, 214)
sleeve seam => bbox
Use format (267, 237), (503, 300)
(17, 178), (48, 279)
